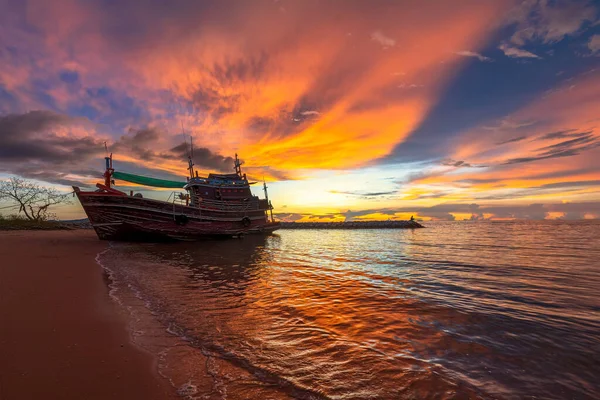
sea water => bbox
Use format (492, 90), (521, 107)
(97, 221), (600, 399)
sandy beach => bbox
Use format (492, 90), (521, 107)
(0, 230), (174, 399)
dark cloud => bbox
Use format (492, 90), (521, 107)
(211, 53), (270, 86)
(456, 178), (502, 184)
(523, 204), (548, 220)
(0, 112), (238, 186)
(182, 146), (235, 171)
(440, 158), (486, 168)
(0, 111), (104, 186)
(537, 133), (597, 155)
(114, 127), (235, 172)
(442, 159), (472, 167)
(410, 191), (455, 200)
(547, 201), (600, 214)
(10, 170), (89, 187)
(535, 129), (580, 140)
(504, 131), (599, 164)
(113, 127), (162, 160)
(537, 180), (600, 189)
(467, 203), (485, 220)
(496, 135), (527, 145)
(190, 88), (242, 119)
(0, 110), (100, 162)
(330, 190), (396, 197)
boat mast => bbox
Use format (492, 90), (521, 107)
(182, 122), (195, 179)
(234, 153), (244, 179)
(103, 142), (113, 188)
(263, 179), (274, 223)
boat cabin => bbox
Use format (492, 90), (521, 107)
(183, 154), (260, 205)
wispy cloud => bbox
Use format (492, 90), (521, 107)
(455, 50), (493, 62)
(436, 68), (600, 206)
(299, 110), (320, 116)
(483, 117), (536, 131)
(441, 159), (476, 168)
(589, 34), (600, 55)
(370, 30), (396, 48)
(502, 132), (598, 164)
(498, 43), (542, 59)
(496, 136), (528, 145)
(396, 83), (424, 89)
(329, 190), (397, 198)
(535, 129), (580, 140)
(506, 0), (598, 46)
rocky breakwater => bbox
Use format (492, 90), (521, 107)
(279, 220), (424, 229)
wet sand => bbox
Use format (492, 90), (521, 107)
(0, 230), (174, 400)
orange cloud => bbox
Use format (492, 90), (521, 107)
(454, 69), (600, 164)
(3, 0), (516, 175)
(421, 68), (600, 204)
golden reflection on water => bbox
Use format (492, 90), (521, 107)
(102, 221), (600, 399)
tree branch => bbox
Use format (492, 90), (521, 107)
(0, 177), (70, 221)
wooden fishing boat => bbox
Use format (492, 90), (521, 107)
(73, 152), (280, 241)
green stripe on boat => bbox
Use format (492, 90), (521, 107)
(112, 171), (186, 188)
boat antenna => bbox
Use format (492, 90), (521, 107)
(234, 153), (244, 178)
(263, 177), (274, 223)
(180, 121), (190, 157)
(103, 142), (114, 188)
(181, 121), (195, 179)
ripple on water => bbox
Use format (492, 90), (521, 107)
(98, 221), (600, 399)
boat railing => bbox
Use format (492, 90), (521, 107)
(192, 196), (261, 212)
(167, 191), (189, 206)
(167, 191), (191, 219)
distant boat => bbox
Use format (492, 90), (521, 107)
(73, 150), (279, 241)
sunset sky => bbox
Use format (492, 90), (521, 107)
(1, 0), (599, 221)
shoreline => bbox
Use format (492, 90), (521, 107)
(2, 219), (425, 232)
(0, 230), (175, 399)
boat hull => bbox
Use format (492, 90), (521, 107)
(74, 188), (280, 241)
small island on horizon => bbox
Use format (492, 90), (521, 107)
(279, 220), (424, 229)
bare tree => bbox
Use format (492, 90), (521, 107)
(0, 177), (71, 221)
